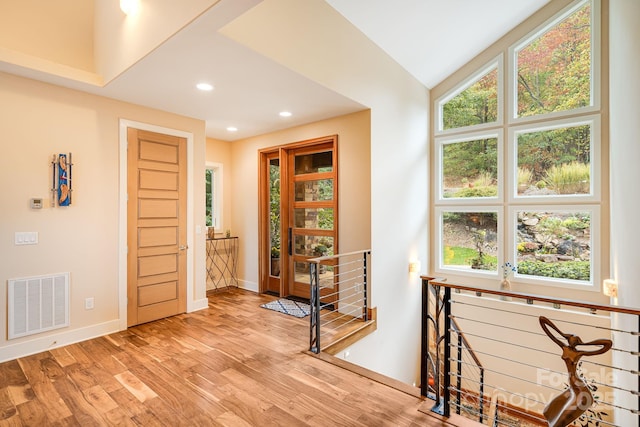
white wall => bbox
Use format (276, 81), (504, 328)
(609, 1), (640, 425)
(222, 0), (429, 384)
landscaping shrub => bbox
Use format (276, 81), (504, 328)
(544, 162), (590, 194)
(517, 260), (590, 281)
(452, 186), (497, 198)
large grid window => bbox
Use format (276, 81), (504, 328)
(434, 0), (601, 290)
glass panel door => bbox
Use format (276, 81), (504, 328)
(287, 142), (338, 300)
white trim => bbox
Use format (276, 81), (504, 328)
(435, 130), (503, 204)
(508, 114), (600, 203)
(434, 206), (503, 279)
(0, 319), (120, 364)
(508, 0), (600, 125)
(118, 119), (195, 329)
(507, 205), (600, 291)
(435, 55), (503, 136)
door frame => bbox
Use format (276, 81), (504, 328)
(118, 119), (199, 331)
(258, 135), (338, 297)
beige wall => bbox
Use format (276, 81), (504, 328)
(0, 71), (207, 362)
(228, 110), (371, 292)
(0, 0), (94, 72)
(223, 0), (429, 384)
(205, 137), (233, 235)
(94, 0), (222, 83)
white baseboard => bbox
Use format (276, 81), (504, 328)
(0, 319), (121, 363)
(189, 297), (209, 312)
(238, 279), (258, 293)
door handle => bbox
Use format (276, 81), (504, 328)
(288, 228), (292, 256)
(179, 245), (188, 251)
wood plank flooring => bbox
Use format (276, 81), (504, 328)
(0, 289), (466, 426)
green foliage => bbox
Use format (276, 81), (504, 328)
(442, 138), (498, 185)
(318, 208), (334, 230)
(517, 260), (590, 281)
(269, 164), (281, 253)
(518, 167), (533, 188)
(313, 244), (328, 257)
(205, 169), (213, 226)
(517, 241), (539, 253)
(517, 3), (591, 117)
(271, 246), (280, 258)
(544, 162), (590, 194)
(562, 214), (590, 230)
(444, 246), (497, 268)
(451, 186), (497, 198)
(443, 68), (498, 130)
(518, 124), (591, 183)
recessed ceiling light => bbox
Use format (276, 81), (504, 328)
(196, 83), (214, 91)
(279, 111), (292, 117)
(227, 127), (238, 132)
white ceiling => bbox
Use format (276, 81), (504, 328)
(3, 0), (550, 141)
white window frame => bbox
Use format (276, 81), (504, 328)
(507, 205), (600, 291)
(433, 0), (602, 291)
(206, 162), (223, 230)
(508, 0), (601, 125)
(435, 131), (504, 204)
(435, 55), (503, 136)
(508, 114), (601, 204)
(435, 206), (504, 280)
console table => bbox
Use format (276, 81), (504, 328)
(206, 236), (238, 290)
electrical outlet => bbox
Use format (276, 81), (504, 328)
(85, 297), (94, 310)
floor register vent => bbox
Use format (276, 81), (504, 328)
(8, 272), (70, 340)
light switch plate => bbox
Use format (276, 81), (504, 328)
(15, 232), (38, 245)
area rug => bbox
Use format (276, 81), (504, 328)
(260, 299), (311, 318)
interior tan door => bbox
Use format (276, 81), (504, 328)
(127, 128), (187, 327)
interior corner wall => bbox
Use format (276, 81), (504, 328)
(221, 0), (429, 384)
(93, 0), (221, 83)
(609, 1), (640, 425)
(0, 71), (206, 362)
(206, 137), (233, 235)
(228, 110), (371, 293)
(0, 0), (95, 73)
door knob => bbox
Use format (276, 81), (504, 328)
(179, 245), (188, 251)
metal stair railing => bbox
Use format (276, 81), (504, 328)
(309, 250), (371, 354)
(422, 276), (640, 426)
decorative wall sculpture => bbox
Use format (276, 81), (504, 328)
(51, 153), (72, 206)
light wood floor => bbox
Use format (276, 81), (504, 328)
(0, 289), (466, 426)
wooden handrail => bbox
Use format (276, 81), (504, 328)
(422, 275), (640, 316)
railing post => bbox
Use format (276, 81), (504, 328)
(456, 334), (462, 415)
(363, 251), (369, 321)
(421, 277), (430, 398)
(441, 286), (452, 417)
(479, 367), (485, 423)
(309, 262), (321, 354)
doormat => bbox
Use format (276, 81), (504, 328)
(260, 299), (310, 318)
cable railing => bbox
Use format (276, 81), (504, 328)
(426, 283), (486, 423)
(309, 250), (371, 354)
(421, 276), (640, 427)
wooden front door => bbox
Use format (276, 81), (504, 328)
(286, 140), (338, 300)
(127, 128), (187, 327)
